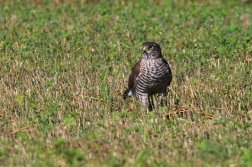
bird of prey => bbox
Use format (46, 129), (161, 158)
(123, 42), (172, 110)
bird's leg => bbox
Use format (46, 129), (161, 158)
(139, 94), (150, 111)
(148, 95), (154, 111)
(158, 93), (165, 107)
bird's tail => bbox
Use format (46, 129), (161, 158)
(123, 89), (133, 100)
(122, 89), (129, 100)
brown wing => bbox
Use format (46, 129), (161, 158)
(123, 60), (141, 100)
(162, 58), (172, 86)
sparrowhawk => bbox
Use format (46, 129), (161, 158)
(123, 42), (172, 110)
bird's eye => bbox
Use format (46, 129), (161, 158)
(149, 46), (154, 50)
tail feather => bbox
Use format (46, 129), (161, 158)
(123, 89), (129, 100)
(123, 89), (133, 100)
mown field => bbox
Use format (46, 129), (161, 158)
(0, 0), (252, 166)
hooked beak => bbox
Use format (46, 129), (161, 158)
(142, 46), (147, 54)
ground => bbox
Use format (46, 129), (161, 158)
(0, 0), (252, 166)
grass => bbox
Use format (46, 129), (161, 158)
(0, 0), (252, 166)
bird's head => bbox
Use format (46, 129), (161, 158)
(141, 42), (162, 59)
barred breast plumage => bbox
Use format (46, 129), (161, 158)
(123, 42), (172, 110)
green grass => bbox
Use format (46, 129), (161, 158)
(0, 0), (252, 166)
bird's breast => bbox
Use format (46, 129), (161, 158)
(136, 59), (171, 91)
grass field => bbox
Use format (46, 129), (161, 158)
(0, 0), (252, 166)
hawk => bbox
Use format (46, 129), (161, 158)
(123, 42), (172, 110)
